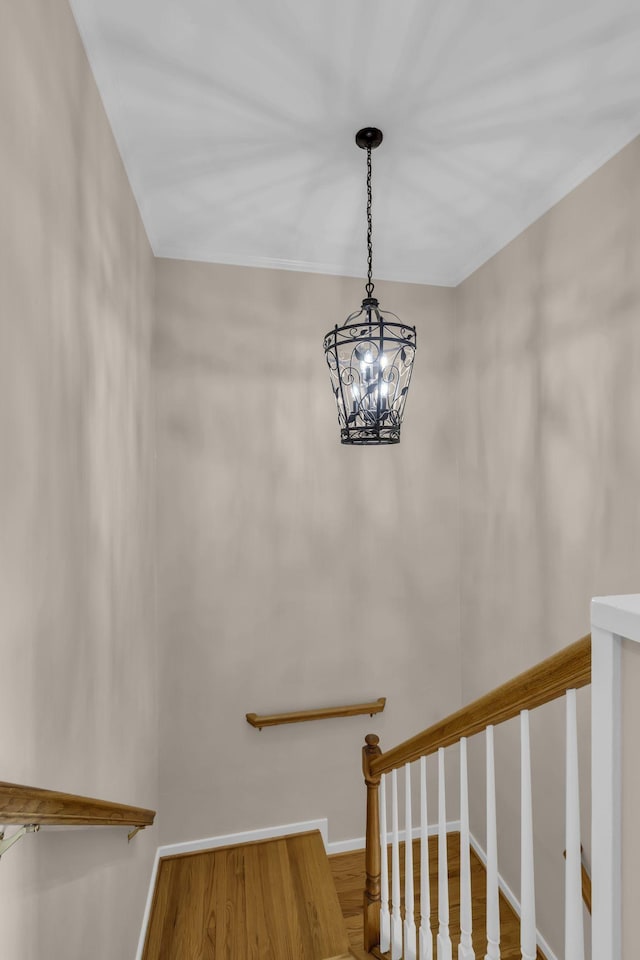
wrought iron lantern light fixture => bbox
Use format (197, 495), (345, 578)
(323, 127), (416, 444)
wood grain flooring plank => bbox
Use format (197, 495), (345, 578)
(263, 837), (305, 960)
(287, 833), (350, 960)
(243, 841), (278, 960)
(144, 830), (349, 960)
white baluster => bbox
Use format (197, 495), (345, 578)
(420, 757), (433, 960)
(565, 690), (585, 960)
(405, 763), (417, 960)
(485, 726), (500, 960)
(520, 711), (536, 960)
(459, 738), (475, 959)
(438, 748), (452, 960)
(380, 774), (391, 953)
(391, 768), (403, 959)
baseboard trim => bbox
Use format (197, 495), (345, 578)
(326, 820), (462, 855)
(468, 831), (559, 960)
(135, 818), (328, 959)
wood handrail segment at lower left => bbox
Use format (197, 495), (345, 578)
(246, 697), (386, 730)
(0, 782), (156, 827)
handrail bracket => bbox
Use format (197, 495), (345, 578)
(0, 824), (40, 861)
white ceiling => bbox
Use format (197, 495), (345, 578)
(69, 0), (640, 287)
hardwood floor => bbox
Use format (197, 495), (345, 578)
(143, 830), (351, 959)
(141, 826), (548, 959)
(329, 833), (547, 960)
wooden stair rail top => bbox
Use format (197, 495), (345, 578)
(246, 697), (386, 730)
(370, 635), (591, 777)
(0, 781), (156, 827)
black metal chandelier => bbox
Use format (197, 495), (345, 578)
(323, 127), (417, 445)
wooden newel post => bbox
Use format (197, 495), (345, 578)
(362, 732), (383, 952)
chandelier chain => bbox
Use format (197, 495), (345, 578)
(366, 146), (374, 297)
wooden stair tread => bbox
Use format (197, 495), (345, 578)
(142, 830), (350, 960)
(330, 834), (548, 960)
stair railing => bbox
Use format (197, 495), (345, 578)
(361, 635), (591, 958)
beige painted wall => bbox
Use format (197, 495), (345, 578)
(4, 2), (636, 953)
(457, 135), (640, 956)
(0, 1), (157, 958)
(154, 260), (460, 844)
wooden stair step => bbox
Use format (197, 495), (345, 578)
(142, 829), (350, 959)
(330, 834), (548, 960)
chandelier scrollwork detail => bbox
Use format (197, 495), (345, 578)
(324, 300), (416, 444)
(323, 127), (417, 445)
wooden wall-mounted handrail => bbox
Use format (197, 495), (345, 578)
(0, 781), (156, 828)
(246, 697), (386, 730)
(370, 635), (591, 777)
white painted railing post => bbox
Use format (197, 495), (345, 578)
(391, 768), (403, 960)
(520, 710), (536, 960)
(565, 690), (585, 960)
(420, 756), (433, 960)
(459, 737), (475, 960)
(380, 774), (391, 954)
(437, 748), (452, 960)
(485, 725), (500, 960)
(590, 610), (622, 960)
(405, 763), (417, 960)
